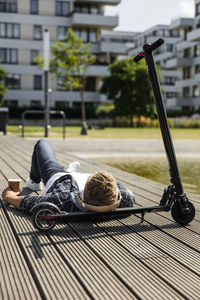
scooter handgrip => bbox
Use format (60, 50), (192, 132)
(147, 38), (164, 53)
(134, 52), (144, 62)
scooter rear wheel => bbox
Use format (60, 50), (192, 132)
(171, 201), (195, 225)
(32, 204), (60, 232)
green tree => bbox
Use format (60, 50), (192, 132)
(36, 29), (96, 134)
(101, 58), (155, 126)
(0, 66), (7, 107)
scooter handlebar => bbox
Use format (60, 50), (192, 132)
(146, 38), (164, 53)
(134, 38), (164, 62)
(134, 52), (144, 62)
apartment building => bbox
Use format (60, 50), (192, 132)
(129, 0), (200, 112)
(128, 24), (183, 110)
(170, 0), (200, 111)
(0, 0), (131, 109)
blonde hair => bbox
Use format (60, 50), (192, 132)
(84, 171), (118, 206)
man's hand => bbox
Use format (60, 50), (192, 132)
(2, 187), (25, 208)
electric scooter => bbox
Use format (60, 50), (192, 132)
(31, 38), (195, 232)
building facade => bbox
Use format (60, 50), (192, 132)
(171, 0), (200, 111)
(129, 0), (200, 112)
(0, 0), (133, 110)
(128, 24), (183, 110)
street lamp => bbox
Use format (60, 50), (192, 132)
(44, 29), (50, 137)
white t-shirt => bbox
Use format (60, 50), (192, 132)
(44, 171), (91, 195)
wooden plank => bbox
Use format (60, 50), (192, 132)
(96, 218), (200, 299)
(0, 204), (41, 300)
(48, 224), (137, 300)
(67, 221), (184, 300)
(4, 205), (90, 300)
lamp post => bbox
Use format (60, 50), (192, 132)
(44, 29), (50, 137)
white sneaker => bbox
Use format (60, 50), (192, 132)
(26, 178), (43, 191)
(127, 189), (134, 197)
(66, 161), (80, 173)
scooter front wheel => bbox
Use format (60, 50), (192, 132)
(32, 204), (60, 232)
(171, 201), (195, 225)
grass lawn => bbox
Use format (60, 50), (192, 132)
(7, 125), (200, 139)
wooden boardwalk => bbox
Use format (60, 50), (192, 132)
(1, 135), (200, 300)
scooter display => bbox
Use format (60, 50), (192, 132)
(31, 38), (195, 232)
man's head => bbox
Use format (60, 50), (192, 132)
(82, 171), (121, 210)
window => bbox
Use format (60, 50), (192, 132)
(5, 74), (20, 89)
(195, 65), (200, 73)
(85, 77), (96, 91)
(4, 99), (18, 107)
(57, 77), (65, 90)
(183, 67), (191, 79)
(0, 23), (19, 38)
(89, 29), (97, 43)
(183, 87), (190, 97)
(164, 76), (176, 85)
(74, 3), (98, 14)
(165, 92), (176, 98)
(183, 48), (191, 58)
(57, 27), (68, 40)
(31, 100), (41, 107)
(166, 44), (173, 52)
(56, 1), (70, 16)
(55, 101), (69, 110)
(80, 28), (87, 43)
(90, 5), (98, 14)
(0, 48), (17, 63)
(196, 3), (200, 16)
(171, 29), (179, 37)
(0, 0), (17, 12)
(34, 75), (42, 90)
(34, 25), (42, 40)
(194, 45), (200, 57)
(31, 50), (39, 65)
(193, 86), (200, 97)
(74, 28), (97, 43)
(30, 0), (38, 14)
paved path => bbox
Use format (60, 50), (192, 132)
(45, 138), (200, 158)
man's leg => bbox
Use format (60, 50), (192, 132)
(30, 139), (64, 185)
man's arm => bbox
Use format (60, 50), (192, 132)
(2, 187), (25, 208)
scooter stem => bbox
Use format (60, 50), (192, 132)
(143, 42), (184, 196)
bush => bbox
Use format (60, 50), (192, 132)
(96, 103), (114, 118)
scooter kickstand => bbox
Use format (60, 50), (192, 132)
(141, 212), (145, 223)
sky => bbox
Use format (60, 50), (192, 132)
(105, 0), (195, 32)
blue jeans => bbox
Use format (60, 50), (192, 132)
(30, 139), (64, 185)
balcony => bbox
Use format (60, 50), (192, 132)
(99, 41), (127, 54)
(165, 57), (193, 68)
(86, 65), (109, 76)
(176, 41), (196, 51)
(161, 85), (177, 93)
(54, 91), (100, 102)
(161, 69), (181, 78)
(187, 28), (200, 41)
(76, 0), (121, 4)
(176, 97), (200, 107)
(154, 52), (174, 62)
(175, 78), (196, 88)
(1, 64), (43, 75)
(170, 17), (194, 29)
(71, 13), (118, 28)
(6, 90), (101, 103)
